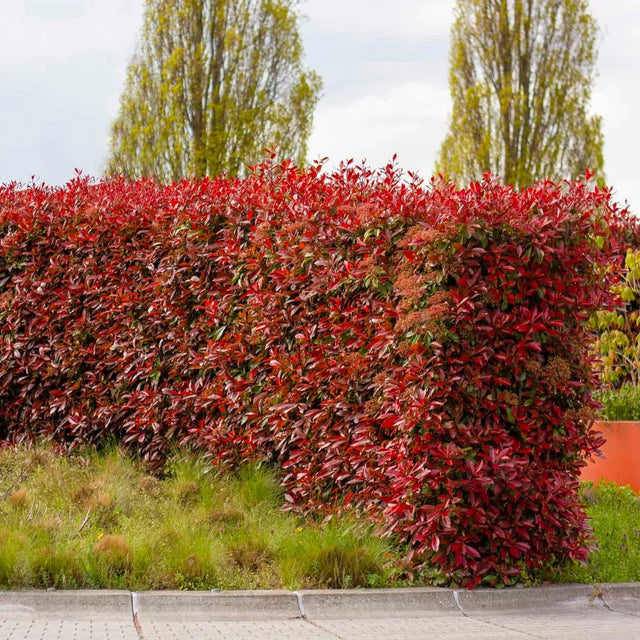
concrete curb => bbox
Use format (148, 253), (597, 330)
(132, 589), (301, 621)
(0, 584), (638, 621)
(297, 587), (457, 619)
(598, 583), (640, 616)
(454, 584), (607, 616)
(0, 590), (133, 620)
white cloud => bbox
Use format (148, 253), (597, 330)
(590, 0), (640, 212)
(302, 0), (454, 41)
(302, 1), (454, 177)
(0, 0), (142, 70)
(0, 0), (144, 184)
(308, 81), (450, 176)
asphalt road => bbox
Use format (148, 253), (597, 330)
(0, 584), (638, 640)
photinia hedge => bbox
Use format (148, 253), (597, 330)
(0, 161), (635, 586)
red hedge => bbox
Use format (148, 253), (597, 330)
(0, 162), (633, 586)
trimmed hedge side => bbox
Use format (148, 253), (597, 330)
(0, 162), (633, 586)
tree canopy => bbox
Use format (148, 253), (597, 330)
(107, 0), (321, 181)
(437, 0), (604, 188)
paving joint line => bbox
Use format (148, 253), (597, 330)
(469, 614), (541, 639)
(452, 590), (467, 616)
(130, 592), (146, 640)
(597, 592), (615, 613)
(453, 591), (540, 639)
(308, 619), (351, 640)
(294, 592), (346, 640)
(597, 593), (640, 619)
(294, 591), (306, 619)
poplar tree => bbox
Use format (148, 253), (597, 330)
(107, 0), (321, 181)
(438, 0), (604, 188)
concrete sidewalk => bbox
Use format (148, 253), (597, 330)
(0, 583), (638, 640)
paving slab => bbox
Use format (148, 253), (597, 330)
(137, 619), (337, 640)
(461, 612), (640, 640)
(0, 619), (139, 640)
(453, 584), (640, 640)
(311, 616), (533, 640)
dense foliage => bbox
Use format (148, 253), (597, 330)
(597, 384), (640, 421)
(0, 162), (632, 586)
(591, 249), (640, 389)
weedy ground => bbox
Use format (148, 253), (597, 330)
(555, 482), (640, 584)
(0, 444), (638, 590)
(0, 444), (400, 590)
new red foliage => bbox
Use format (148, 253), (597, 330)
(0, 161), (634, 586)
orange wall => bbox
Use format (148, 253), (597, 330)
(581, 421), (640, 493)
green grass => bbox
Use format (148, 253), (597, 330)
(555, 482), (640, 584)
(0, 444), (401, 590)
(1, 444), (639, 590)
(596, 383), (640, 421)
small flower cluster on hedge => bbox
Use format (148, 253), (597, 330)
(0, 161), (634, 587)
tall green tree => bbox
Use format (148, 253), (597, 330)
(107, 0), (321, 181)
(437, 0), (604, 188)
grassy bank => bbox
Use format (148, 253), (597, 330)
(0, 445), (400, 590)
(1, 445), (638, 589)
(555, 482), (640, 584)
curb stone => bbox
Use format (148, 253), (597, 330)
(132, 590), (301, 621)
(598, 583), (640, 616)
(0, 590), (132, 620)
(455, 583), (608, 615)
(297, 587), (458, 619)
(0, 584), (638, 620)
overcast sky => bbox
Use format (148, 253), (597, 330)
(1, 0), (638, 213)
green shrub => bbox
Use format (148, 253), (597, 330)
(591, 249), (640, 388)
(557, 482), (640, 584)
(596, 383), (640, 420)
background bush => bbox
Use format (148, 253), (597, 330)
(597, 383), (640, 420)
(0, 161), (634, 586)
(590, 248), (640, 388)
